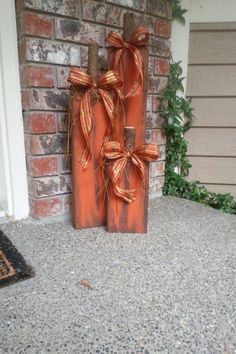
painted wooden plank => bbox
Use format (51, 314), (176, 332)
(106, 13), (149, 233)
(189, 31), (236, 64)
(188, 156), (236, 184)
(186, 65), (236, 97)
(185, 128), (236, 157)
(204, 184), (236, 198)
(191, 98), (236, 127)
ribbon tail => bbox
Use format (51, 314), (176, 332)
(80, 90), (93, 169)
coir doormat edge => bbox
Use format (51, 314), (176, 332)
(0, 229), (34, 288)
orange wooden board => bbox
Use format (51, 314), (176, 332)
(107, 44), (149, 233)
(71, 95), (107, 229)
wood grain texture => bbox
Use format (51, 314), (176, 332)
(185, 128), (236, 157)
(186, 65), (236, 97)
(189, 31), (236, 64)
(188, 156), (236, 184)
(191, 98), (236, 127)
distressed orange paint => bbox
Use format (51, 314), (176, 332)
(106, 18), (150, 233)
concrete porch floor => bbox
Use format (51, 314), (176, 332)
(0, 197), (236, 354)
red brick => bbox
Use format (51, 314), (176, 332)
(155, 19), (171, 38)
(22, 66), (54, 87)
(21, 89), (30, 110)
(149, 161), (165, 177)
(18, 39), (26, 64)
(25, 134), (67, 155)
(154, 59), (170, 76)
(152, 96), (162, 112)
(23, 12), (52, 38)
(148, 76), (168, 93)
(146, 129), (166, 145)
(62, 194), (72, 213)
(30, 196), (62, 218)
(27, 156), (58, 177)
(24, 113), (57, 134)
(15, 0), (24, 14)
(29, 176), (60, 197)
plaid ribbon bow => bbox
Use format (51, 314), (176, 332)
(103, 141), (159, 203)
(106, 26), (149, 98)
(68, 68), (123, 170)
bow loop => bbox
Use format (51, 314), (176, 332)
(68, 68), (123, 169)
(98, 71), (123, 90)
(106, 31), (125, 48)
(106, 26), (149, 98)
(68, 67), (93, 89)
(104, 141), (160, 203)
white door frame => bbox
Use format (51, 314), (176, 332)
(0, 0), (29, 220)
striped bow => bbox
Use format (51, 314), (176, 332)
(68, 68), (123, 170)
(106, 26), (149, 98)
(103, 141), (159, 203)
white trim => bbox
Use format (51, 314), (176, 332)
(0, 0), (29, 220)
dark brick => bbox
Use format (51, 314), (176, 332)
(148, 76), (168, 93)
(29, 89), (68, 111)
(146, 0), (171, 18)
(146, 113), (165, 129)
(106, 0), (145, 11)
(61, 156), (72, 173)
(60, 175), (72, 193)
(83, 1), (124, 27)
(56, 67), (70, 89)
(152, 96), (162, 112)
(26, 134), (67, 155)
(25, 38), (80, 65)
(58, 113), (68, 132)
(149, 36), (171, 57)
(149, 176), (165, 194)
(55, 19), (105, 45)
(24, 0), (80, 18)
(30, 176), (60, 197)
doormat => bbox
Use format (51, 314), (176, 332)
(0, 229), (34, 288)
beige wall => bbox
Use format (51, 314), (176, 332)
(185, 22), (236, 197)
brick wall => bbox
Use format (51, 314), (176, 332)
(15, 0), (171, 218)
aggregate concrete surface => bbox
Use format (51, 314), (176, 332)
(0, 197), (236, 354)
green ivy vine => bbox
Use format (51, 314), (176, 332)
(163, 1), (236, 214)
